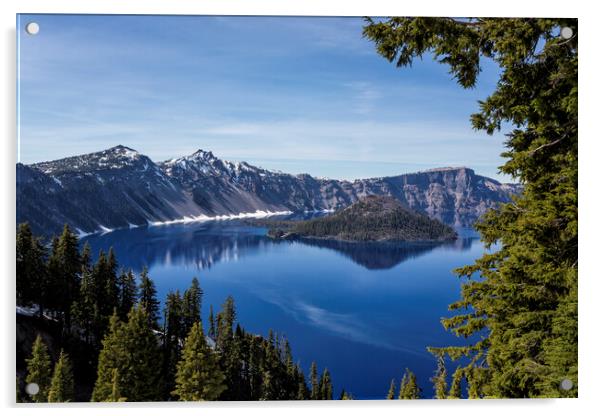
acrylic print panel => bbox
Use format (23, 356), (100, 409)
(15, 14), (577, 402)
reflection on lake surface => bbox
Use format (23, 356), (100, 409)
(82, 220), (486, 399)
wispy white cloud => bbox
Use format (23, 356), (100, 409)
(254, 291), (430, 357)
(17, 15), (508, 180)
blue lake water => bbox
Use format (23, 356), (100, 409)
(82, 220), (487, 399)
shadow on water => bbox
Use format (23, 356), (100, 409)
(82, 220), (477, 272)
(295, 237), (475, 270)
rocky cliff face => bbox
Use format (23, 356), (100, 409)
(17, 146), (521, 236)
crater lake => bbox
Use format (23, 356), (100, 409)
(82, 219), (490, 399)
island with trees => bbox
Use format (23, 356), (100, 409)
(262, 195), (458, 242)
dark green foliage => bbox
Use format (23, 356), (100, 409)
(364, 17), (578, 398)
(310, 361), (319, 400)
(318, 368), (333, 400)
(208, 305), (216, 340)
(92, 308), (163, 402)
(86, 249), (119, 345)
(17, 226), (328, 402)
(71, 267), (96, 345)
(16, 223), (48, 315)
(182, 277), (203, 334)
(268, 195), (457, 242)
(431, 355), (448, 399)
(47, 225), (81, 329)
(386, 379), (396, 399)
(340, 390), (353, 400)
(48, 350), (74, 402)
(216, 296), (236, 351)
(117, 270), (137, 321)
(162, 290), (184, 396)
(108, 369), (126, 402)
(138, 267), (160, 330)
(25, 335), (52, 403)
(172, 322), (226, 401)
(398, 368), (421, 399)
(448, 366), (464, 399)
(91, 313), (125, 402)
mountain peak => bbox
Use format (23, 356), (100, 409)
(190, 149), (215, 159)
(31, 145), (146, 175)
(109, 144), (137, 152)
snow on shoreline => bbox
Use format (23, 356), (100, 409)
(76, 209), (294, 237)
(148, 209), (294, 227)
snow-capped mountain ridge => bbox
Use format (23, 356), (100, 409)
(18, 146), (521, 236)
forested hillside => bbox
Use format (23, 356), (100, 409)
(16, 223), (337, 402)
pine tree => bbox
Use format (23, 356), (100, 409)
(431, 355), (448, 399)
(340, 390), (353, 400)
(448, 366), (464, 399)
(182, 277), (203, 335)
(45, 236), (62, 315)
(120, 306), (163, 401)
(108, 369), (126, 402)
(92, 313), (125, 402)
(47, 224), (81, 329)
(364, 17), (578, 398)
(117, 270), (137, 320)
(88, 250), (116, 343)
(80, 242), (92, 273)
(104, 248), (120, 314)
(319, 368), (333, 400)
(72, 267), (96, 344)
(163, 290), (184, 396)
(47, 350), (74, 402)
(398, 368), (420, 399)
(310, 362), (319, 400)
(92, 307), (163, 402)
(25, 335), (52, 403)
(208, 305), (216, 340)
(172, 322), (226, 401)
(216, 296), (236, 351)
(386, 378), (396, 399)
(139, 267), (160, 329)
(16, 223), (48, 311)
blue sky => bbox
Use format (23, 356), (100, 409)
(18, 14), (511, 181)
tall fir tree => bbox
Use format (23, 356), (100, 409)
(92, 307), (163, 401)
(319, 368), (333, 400)
(364, 17), (578, 398)
(80, 241), (92, 273)
(57, 224), (82, 328)
(47, 350), (74, 402)
(104, 248), (120, 315)
(398, 368), (421, 399)
(310, 361), (319, 400)
(208, 304), (216, 340)
(138, 267), (160, 329)
(117, 270), (137, 320)
(108, 369), (126, 402)
(92, 313), (125, 402)
(386, 379), (396, 399)
(71, 266), (96, 345)
(16, 223), (48, 314)
(25, 335), (52, 403)
(431, 355), (448, 399)
(162, 290), (184, 396)
(448, 366), (464, 399)
(216, 296), (236, 351)
(172, 321), (226, 401)
(182, 277), (203, 334)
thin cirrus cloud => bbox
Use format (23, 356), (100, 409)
(17, 14), (510, 181)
